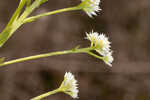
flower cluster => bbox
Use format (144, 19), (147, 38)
(79, 0), (101, 17)
(59, 72), (79, 99)
(86, 31), (114, 66)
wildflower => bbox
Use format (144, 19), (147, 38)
(86, 31), (113, 66)
(95, 34), (111, 56)
(86, 31), (111, 55)
(79, 0), (101, 17)
(59, 72), (79, 99)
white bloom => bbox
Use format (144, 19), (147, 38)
(103, 51), (114, 67)
(59, 72), (79, 99)
(80, 0), (101, 17)
(86, 31), (113, 66)
(95, 34), (111, 56)
(86, 31), (111, 55)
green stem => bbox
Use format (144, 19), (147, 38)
(0, 0), (26, 47)
(31, 88), (60, 100)
(0, 0), (47, 47)
(19, 0), (46, 20)
(86, 51), (103, 60)
(0, 3), (81, 47)
(0, 47), (92, 67)
(6, 0), (26, 27)
(23, 6), (81, 23)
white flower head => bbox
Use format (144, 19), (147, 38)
(80, 0), (101, 17)
(86, 31), (114, 66)
(103, 51), (114, 67)
(95, 34), (111, 56)
(59, 72), (79, 99)
(86, 31), (111, 54)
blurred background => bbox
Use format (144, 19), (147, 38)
(0, 0), (150, 100)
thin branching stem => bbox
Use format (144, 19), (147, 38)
(0, 47), (92, 67)
(31, 88), (60, 100)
